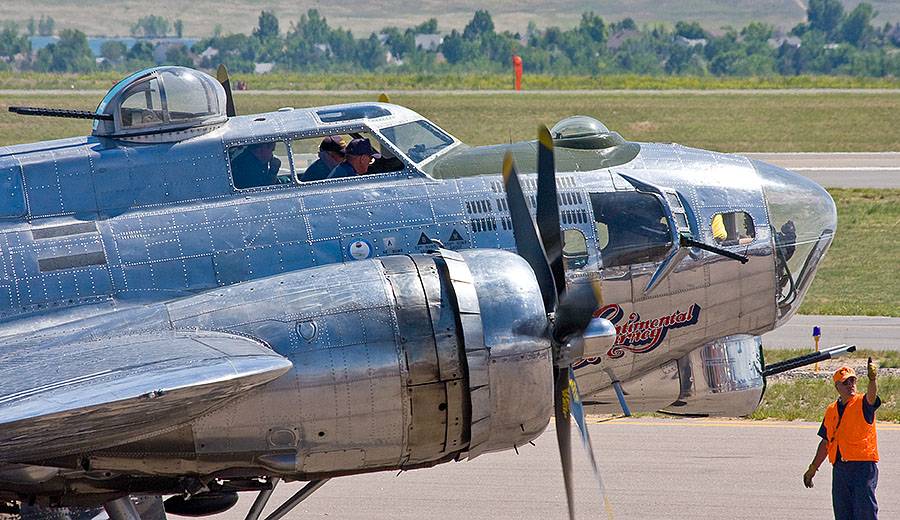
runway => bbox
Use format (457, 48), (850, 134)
(212, 417), (899, 520)
(762, 314), (900, 351)
(741, 152), (900, 189)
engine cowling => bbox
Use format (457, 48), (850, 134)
(0, 249), (554, 503)
(162, 248), (553, 476)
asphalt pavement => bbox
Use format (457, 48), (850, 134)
(762, 314), (900, 351)
(211, 417), (900, 520)
(741, 152), (900, 189)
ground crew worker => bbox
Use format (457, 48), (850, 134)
(803, 359), (880, 519)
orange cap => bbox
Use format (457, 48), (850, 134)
(833, 366), (856, 383)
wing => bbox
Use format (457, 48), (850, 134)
(0, 329), (291, 462)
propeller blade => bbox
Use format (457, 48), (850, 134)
(536, 125), (565, 295)
(378, 93), (391, 103)
(554, 366), (576, 520)
(216, 64), (237, 118)
(503, 151), (558, 313)
(567, 366), (614, 520)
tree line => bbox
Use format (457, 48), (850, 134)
(2, 0), (900, 77)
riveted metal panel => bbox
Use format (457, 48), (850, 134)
(444, 378), (469, 453)
(407, 382), (449, 462)
(0, 151), (26, 218)
(91, 145), (136, 211)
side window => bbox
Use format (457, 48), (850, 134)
(119, 77), (163, 129)
(293, 132), (405, 182)
(292, 135), (343, 183)
(229, 141), (291, 190)
(711, 211), (755, 245)
(590, 191), (672, 268)
(562, 229), (588, 270)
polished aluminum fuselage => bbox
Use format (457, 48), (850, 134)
(0, 102), (835, 500)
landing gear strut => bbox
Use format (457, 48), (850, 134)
(244, 478), (330, 520)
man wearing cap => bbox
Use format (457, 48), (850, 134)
(301, 135), (346, 182)
(328, 138), (381, 179)
(804, 359), (880, 519)
(231, 141), (281, 189)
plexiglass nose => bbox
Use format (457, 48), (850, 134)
(752, 159), (837, 327)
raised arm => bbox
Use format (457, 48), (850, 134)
(867, 357), (878, 406)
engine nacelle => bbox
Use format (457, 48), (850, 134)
(110, 249), (554, 478)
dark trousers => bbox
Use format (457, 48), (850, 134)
(832, 461), (878, 520)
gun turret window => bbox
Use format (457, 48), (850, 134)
(562, 229), (588, 270)
(93, 66), (227, 141)
(119, 77), (163, 129)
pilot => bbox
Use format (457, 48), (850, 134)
(328, 138), (381, 179)
(231, 142), (281, 189)
(301, 135), (346, 182)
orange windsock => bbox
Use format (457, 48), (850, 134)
(513, 53), (523, 91)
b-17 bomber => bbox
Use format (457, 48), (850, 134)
(0, 66), (842, 520)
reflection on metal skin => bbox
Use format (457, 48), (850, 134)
(580, 317), (617, 360)
(581, 335), (764, 416)
(664, 334), (764, 416)
(88, 249), (552, 477)
(581, 360), (681, 414)
(0, 464), (60, 484)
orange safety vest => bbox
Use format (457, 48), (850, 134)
(824, 393), (878, 464)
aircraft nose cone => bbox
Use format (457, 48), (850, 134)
(753, 159), (837, 327)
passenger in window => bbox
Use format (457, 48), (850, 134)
(328, 138), (381, 179)
(301, 135), (346, 182)
(232, 142), (281, 189)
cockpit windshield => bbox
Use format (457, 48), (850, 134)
(380, 120), (454, 164)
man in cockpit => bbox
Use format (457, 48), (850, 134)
(231, 142), (281, 189)
(327, 138), (381, 179)
(301, 135), (346, 182)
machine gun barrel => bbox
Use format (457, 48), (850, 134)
(762, 344), (856, 377)
(8, 106), (113, 120)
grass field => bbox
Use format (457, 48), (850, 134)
(799, 189), (900, 317)
(2, 91), (900, 151)
(724, 349), (900, 422)
(749, 376), (900, 422)
(4, 71), (899, 91)
(1, 92), (897, 317)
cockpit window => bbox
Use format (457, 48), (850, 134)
(590, 191), (672, 268)
(711, 211), (755, 245)
(291, 132), (404, 182)
(316, 106), (391, 123)
(229, 141), (292, 189)
(380, 120), (454, 163)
